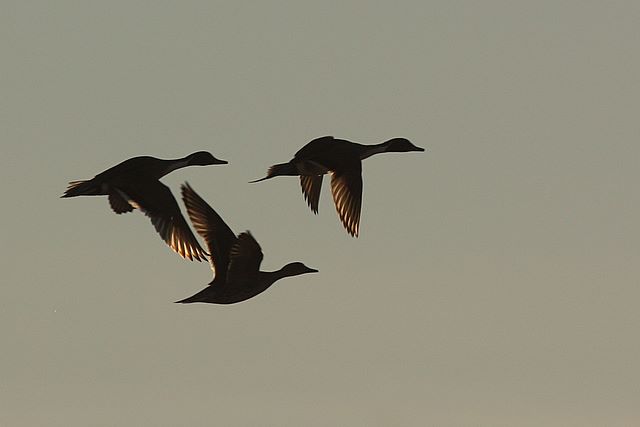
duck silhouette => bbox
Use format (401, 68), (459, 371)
(251, 136), (424, 236)
(176, 183), (318, 304)
(62, 152), (227, 261)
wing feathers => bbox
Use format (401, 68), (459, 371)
(128, 182), (208, 262)
(300, 175), (323, 214)
(330, 170), (363, 237)
(181, 183), (237, 276)
(228, 231), (263, 275)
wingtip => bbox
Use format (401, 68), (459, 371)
(180, 181), (193, 194)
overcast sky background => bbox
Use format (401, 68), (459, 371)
(3, 1), (640, 425)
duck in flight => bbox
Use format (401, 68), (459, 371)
(176, 183), (318, 304)
(251, 136), (424, 237)
(61, 152), (227, 261)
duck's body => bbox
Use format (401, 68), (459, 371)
(251, 136), (424, 237)
(177, 269), (310, 305)
(62, 152), (227, 261)
(177, 183), (317, 305)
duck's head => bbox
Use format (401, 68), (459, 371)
(383, 138), (425, 153)
(187, 151), (228, 166)
(280, 262), (319, 277)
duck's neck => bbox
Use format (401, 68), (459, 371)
(262, 266), (304, 286)
(262, 268), (291, 283)
(252, 271), (286, 293)
(158, 157), (191, 178)
(358, 142), (389, 160)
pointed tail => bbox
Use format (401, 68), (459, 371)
(249, 162), (298, 183)
(61, 180), (104, 198)
(175, 295), (198, 304)
(174, 286), (212, 304)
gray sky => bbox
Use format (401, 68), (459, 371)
(3, 1), (640, 425)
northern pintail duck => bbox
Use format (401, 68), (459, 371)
(251, 136), (424, 237)
(176, 183), (318, 304)
(61, 152), (227, 261)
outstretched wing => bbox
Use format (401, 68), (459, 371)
(329, 163), (363, 237)
(181, 183), (236, 275)
(227, 231), (263, 276)
(123, 181), (208, 261)
(108, 191), (134, 214)
(300, 175), (323, 214)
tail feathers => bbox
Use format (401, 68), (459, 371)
(61, 180), (101, 198)
(249, 162), (298, 183)
(175, 287), (211, 304)
(175, 295), (198, 304)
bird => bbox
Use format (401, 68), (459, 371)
(250, 136), (424, 237)
(176, 183), (318, 304)
(61, 152), (227, 261)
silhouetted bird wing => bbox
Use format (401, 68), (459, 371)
(300, 175), (323, 214)
(108, 191), (134, 214)
(228, 231), (264, 276)
(181, 183), (236, 276)
(330, 162), (363, 237)
(124, 181), (208, 261)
